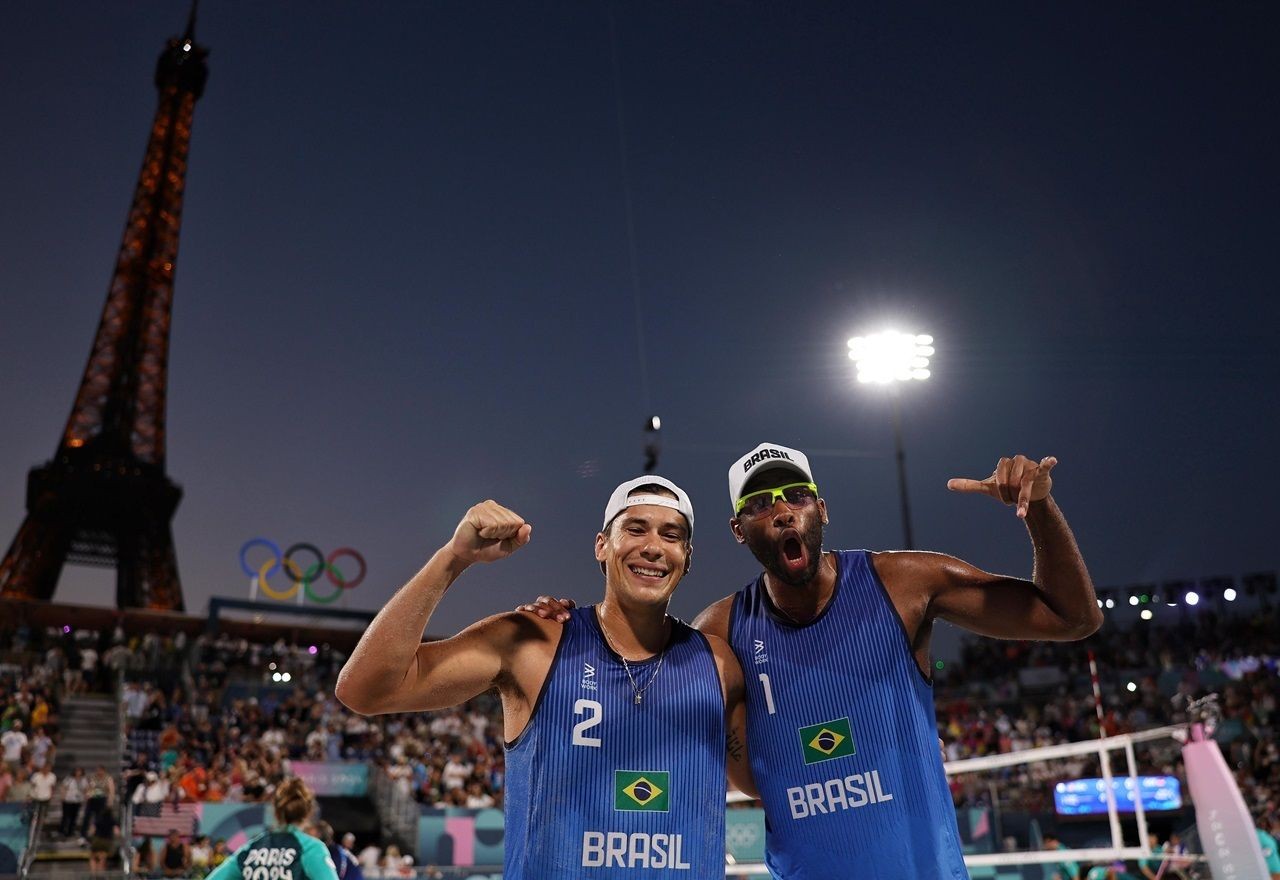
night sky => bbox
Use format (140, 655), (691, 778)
(2, 3), (1277, 654)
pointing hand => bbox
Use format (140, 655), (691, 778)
(946, 455), (1057, 519)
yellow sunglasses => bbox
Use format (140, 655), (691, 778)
(735, 482), (819, 518)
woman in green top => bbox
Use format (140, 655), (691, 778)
(206, 778), (338, 880)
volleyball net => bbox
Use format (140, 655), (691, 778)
(717, 724), (1219, 880)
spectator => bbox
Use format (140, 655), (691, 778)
(81, 764), (115, 839)
(160, 827), (190, 877)
(28, 727), (53, 770)
(357, 843), (381, 877)
(133, 770), (170, 806)
(88, 807), (119, 872)
(30, 764), (56, 809)
(133, 836), (157, 876)
(190, 834), (212, 877)
(380, 845), (403, 877)
(1, 720), (27, 765)
(59, 767), (86, 837)
(313, 821), (362, 880)
(4, 769), (30, 803)
(210, 838), (229, 869)
(440, 753), (470, 791)
(80, 641), (100, 692)
(464, 781), (494, 809)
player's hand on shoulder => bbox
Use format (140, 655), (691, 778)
(448, 500), (532, 564)
(517, 595), (576, 622)
(946, 454), (1057, 519)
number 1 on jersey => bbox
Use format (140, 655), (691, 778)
(572, 698), (603, 747)
(758, 673), (777, 715)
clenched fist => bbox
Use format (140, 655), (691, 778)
(448, 500), (533, 564)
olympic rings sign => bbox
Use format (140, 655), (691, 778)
(239, 539), (367, 605)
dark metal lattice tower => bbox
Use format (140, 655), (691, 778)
(0, 8), (208, 610)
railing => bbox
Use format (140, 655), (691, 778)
(368, 764), (419, 853)
(17, 801), (44, 880)
(119, 799), (135, 878)
(116, 667), (134, 878)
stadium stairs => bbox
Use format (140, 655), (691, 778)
(28, 693), (123, 877)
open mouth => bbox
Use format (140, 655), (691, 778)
(779, 530), (807, 573)
(628, 564), (669, 581)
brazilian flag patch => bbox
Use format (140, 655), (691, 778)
(798, 717), (855, 765)
(614, 770), (670, 812)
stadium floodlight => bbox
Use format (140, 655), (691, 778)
(1223, 588), (1238, 602)
(847, 330), (934, 550)
(847, 331), (934, 384)
(1105, 598), (1115, 609)
(1184, 591), (1200, 606)
(1129, 595), (1140, 606)
(1140, 609), (1154, 620)
(1126, 682), (1138, 692)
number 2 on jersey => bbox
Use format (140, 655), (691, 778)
(572, 698), (603, 747)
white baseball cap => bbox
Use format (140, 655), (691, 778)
(727, 442), (815, 509)
(602, 475), (694, 537)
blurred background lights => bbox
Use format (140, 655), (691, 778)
(1185, 591), (1200, 606)
(847, 331), (933, 384)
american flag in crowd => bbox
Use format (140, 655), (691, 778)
(132, 802), (200, 838)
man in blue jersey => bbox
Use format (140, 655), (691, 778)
(336, 476), (749, 879)
(706, 442), (1101, 879)
(529, 442), (1101, 879)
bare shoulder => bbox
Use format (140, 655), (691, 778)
(700, 631), (738, 667)
(869, 549), (972, 592)
(697, 630), (744, 699)
(474, 610), (564, 658)
(691, 594), (736, 639)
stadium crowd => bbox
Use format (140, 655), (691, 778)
(938, 608), (1280, 826)
(2, 599), (1276, 875)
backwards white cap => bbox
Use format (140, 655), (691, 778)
(727, 442), (815, 509)
(602, 475), (695, 537)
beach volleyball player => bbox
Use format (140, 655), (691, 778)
(337, 477), (750, 879)
(528, 444), (1101, 878)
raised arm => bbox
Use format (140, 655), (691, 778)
(334, 501), (536, 716)
(884, 455), (1102, 646)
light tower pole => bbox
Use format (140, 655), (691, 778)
(847, 331), (934, 550)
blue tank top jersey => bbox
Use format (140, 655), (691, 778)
(503, 605), (726, 879)
(728, 550), (968, 880)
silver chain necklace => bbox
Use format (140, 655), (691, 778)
(599, 615), (669, 705)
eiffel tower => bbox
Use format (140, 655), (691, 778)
(0, 8), (208, 610)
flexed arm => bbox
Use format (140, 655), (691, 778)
(925, 455), (1102, 640)
(335, 501), (533, 715)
